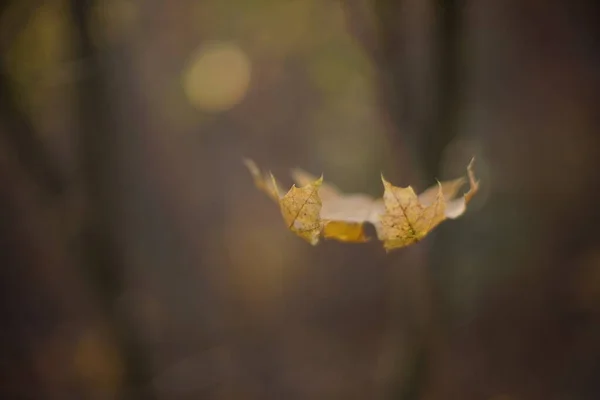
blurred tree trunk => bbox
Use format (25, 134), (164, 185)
(343, 0), (465, 397)
(68, 0), (156, 397)
(374, 0), (464, 180)
(0, 2), (77, 397)
(344, 0), (600, 399)
(0, 0), (155, 397)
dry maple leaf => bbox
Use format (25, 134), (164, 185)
(244, 159), (323, 245)
(290, 168), (381, 243)
(377, 158), (479, 250)
(244, 158), (479, 251)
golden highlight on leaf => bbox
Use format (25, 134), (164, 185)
(378, 179), (445, 251)
(244, 158), (479, 251)
(279, 176), (323, 245)
(323, 221), (369, 242)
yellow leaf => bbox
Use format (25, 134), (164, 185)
(291, 168), (381, 243)
(244, 159), (323, 245)
(378, 179), (445, 250)
(377, 157), (479, 250)
(244, 158), (479, 251)
(291, 168), (340, 200)
(279, 176), (323, 245)
(323, 220), (369, 242)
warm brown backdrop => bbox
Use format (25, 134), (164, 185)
(1, 0), (599, 399)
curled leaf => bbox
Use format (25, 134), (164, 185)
(378, 179), (445, 251)
(291, 167), (378, 242)
(279, 176), (323, 245)
(377, 158), (479, 250)
(244, 159), (323, 245)
(444, 158), (479, 219)
(244, 158), (479, 251)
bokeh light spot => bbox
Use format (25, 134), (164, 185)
(182, 42), (251, 112)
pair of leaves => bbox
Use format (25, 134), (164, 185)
(245, 158), (479, 251)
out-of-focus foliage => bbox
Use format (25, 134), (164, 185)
(182, 43), (251, 112)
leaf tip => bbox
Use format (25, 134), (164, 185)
(268, 172), (280, 194)
(243, 157), (258, 175)
(465, 156), (480, 203)
(468, 156), (476, 169)
(380, 173), (391, 187)
(316, 174), (324, 186)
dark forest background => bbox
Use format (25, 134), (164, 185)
(1, 0), (600, 399)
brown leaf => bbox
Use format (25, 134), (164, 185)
(244, 158), (479, 250)
(292, 167), (377, 243)
(244, 159), (323, 245)
(378, 179), (446, 250)
(279, 176), (323, 245)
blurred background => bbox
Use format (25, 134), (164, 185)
(1, 0), (599, 399)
